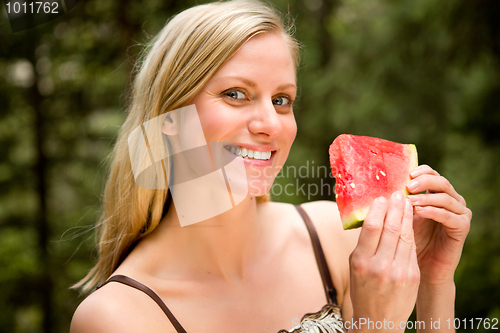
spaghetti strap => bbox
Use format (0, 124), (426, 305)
(97, 275), (187, 333)
(295, 205), (338, 305)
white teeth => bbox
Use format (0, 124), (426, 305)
(224, 145), (272, 161)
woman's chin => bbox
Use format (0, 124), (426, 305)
(247, 179), (274, 197)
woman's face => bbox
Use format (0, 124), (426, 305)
(191, 32), (297, 197)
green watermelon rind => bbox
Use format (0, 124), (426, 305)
(341, 143), (419, 230)
(341, 207), (369, 230)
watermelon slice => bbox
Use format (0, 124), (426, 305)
(329, 134), (418, 230)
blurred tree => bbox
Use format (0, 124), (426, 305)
(1, 0), (499, 332)
(1, 0), (193, 331)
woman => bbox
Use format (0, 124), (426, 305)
(71, 1), (472, 332)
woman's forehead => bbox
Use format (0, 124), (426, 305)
(212, 32), (296, 84)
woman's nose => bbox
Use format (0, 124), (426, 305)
(248, 101), (282, 139)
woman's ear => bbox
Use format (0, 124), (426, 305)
(162, 113), (178, 135)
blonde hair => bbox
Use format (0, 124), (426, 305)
(74, 0), (300, 293)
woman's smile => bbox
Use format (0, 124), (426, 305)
(223, 145), (273, 161)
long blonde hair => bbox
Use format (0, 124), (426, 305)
(74, 0), (300, 293)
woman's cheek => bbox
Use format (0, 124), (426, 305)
(281, 117), (297, 158)
(282, 113), (297, 144)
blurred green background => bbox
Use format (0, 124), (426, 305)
(1, 0), (499, 332)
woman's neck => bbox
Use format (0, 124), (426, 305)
(132, 196), (271, 283)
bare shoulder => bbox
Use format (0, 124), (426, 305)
(258, 200), (359, 251)
(71, 281), (177, 333)
(300, 200), (360, 250)
(299, 201), (360, 305)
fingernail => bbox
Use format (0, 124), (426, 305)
(393, 191), (404, 200)
(405, 198), (412, 210)
(410, 169), (420, 178)
(407, 180), (419, 191)
(377, 196), (387, 204)
(408, 195), (418, 203)
(415, 206), (423, 211)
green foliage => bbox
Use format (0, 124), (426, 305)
(1, 0), (499, 331)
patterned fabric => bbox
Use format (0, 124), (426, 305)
(278, 304), (346, 333)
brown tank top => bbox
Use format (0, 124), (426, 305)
(97, 205), (345, 333)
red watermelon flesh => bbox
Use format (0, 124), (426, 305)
(329, 134), (418, 230)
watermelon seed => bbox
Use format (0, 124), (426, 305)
(350, 183), (356, 189)
(380, 170), (386, 177)
(338, 173), (342, 179)
(376, 174), (380, 180)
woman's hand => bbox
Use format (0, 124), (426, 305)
(407, 165), (472, 285)
(349, 192), (420, 333)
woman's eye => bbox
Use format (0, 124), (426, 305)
(272, 96), (292, 106)
(224, 90), (246, 100)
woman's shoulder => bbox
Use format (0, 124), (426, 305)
(268, 200), (360, 307)
(301, 201), (359, 308)
(300, 200), (360, 248)
(262, 200), (360, 250)
(70, 279), (178, 333)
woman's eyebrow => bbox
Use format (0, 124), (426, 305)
(214, 76), (296, 90)
(214, 76), (256, 87)
(277, 83), (297, 91)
